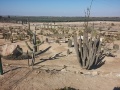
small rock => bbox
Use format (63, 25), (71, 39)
(116, 74), (120, 77)
(4, 63), (10, 66)
(91, 71), (98, 76)
(83, 72), (91, 75)
(102, 72), (110, 76)
(61, 69), (67, 72)
(35, 70), (41, 74)
(79, 71), (83, 74)
(74, 71), (80, 74)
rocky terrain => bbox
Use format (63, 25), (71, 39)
(0, 22), (120, 90)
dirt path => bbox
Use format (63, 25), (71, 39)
(0, 64), (120, 90)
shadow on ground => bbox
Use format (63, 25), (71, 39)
(4, 67), (23, 74)
(90, 54), (106, 70)
(34, 52), (66, 65)
(113, 87), (120, 90)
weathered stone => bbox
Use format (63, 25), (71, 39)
(1, 44), (22, 56)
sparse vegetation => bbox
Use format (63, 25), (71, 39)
(0, 0), (120, 90)
(113, 44), (119, 50)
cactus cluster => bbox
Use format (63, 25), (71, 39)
(2, 26), (28, 43)
(73, 29), (102, 70)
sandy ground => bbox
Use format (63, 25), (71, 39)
(0, 22), (120, 90)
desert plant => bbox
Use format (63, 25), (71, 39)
(0, 56), (3, 75)
(10, 36), (13, 43)
(68, 39), (72, 47)
(111, 23), (115, 26)
(73, 31), (102, 69)
(56, 87), (78, 90)
(16, 33), (25, 40)
(67, 49), (70, 55)
(113, 44), (119, 51)
(108, 26), (111, 30)
(2, 32), (6, 39)
(56, 39), (60, 43)
(116, 34), (120, 40)
(27, 29), (33, 40)
(46, 38), (49, 43)
(73, 0), (103, 70)
(25, 31), (44, 53)
(28, 19), (30, 30)
(25, 31), (44, 66)
(78, 30), (83, 36)
(39, 30), (43, 35)
(27, 20), (33, 40)
(104, 36), (115, 43)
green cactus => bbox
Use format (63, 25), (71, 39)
(25, 31), (44, 66)
(25, 31), (44, 53)
(0, 56), (3, 75)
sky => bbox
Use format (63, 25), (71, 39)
(0, 0), (120, 17)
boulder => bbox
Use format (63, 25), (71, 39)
(1, 44), (22, 56)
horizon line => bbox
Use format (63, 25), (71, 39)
(0, 15), (120, 18)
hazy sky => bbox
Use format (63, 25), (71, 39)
(0, 0), (120, 17)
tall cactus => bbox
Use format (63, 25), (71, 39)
(25, 31), (44, 66)
(73, 0), (102, 70)
(73, 29), (102, 70)
(25, 31), (44, 55)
